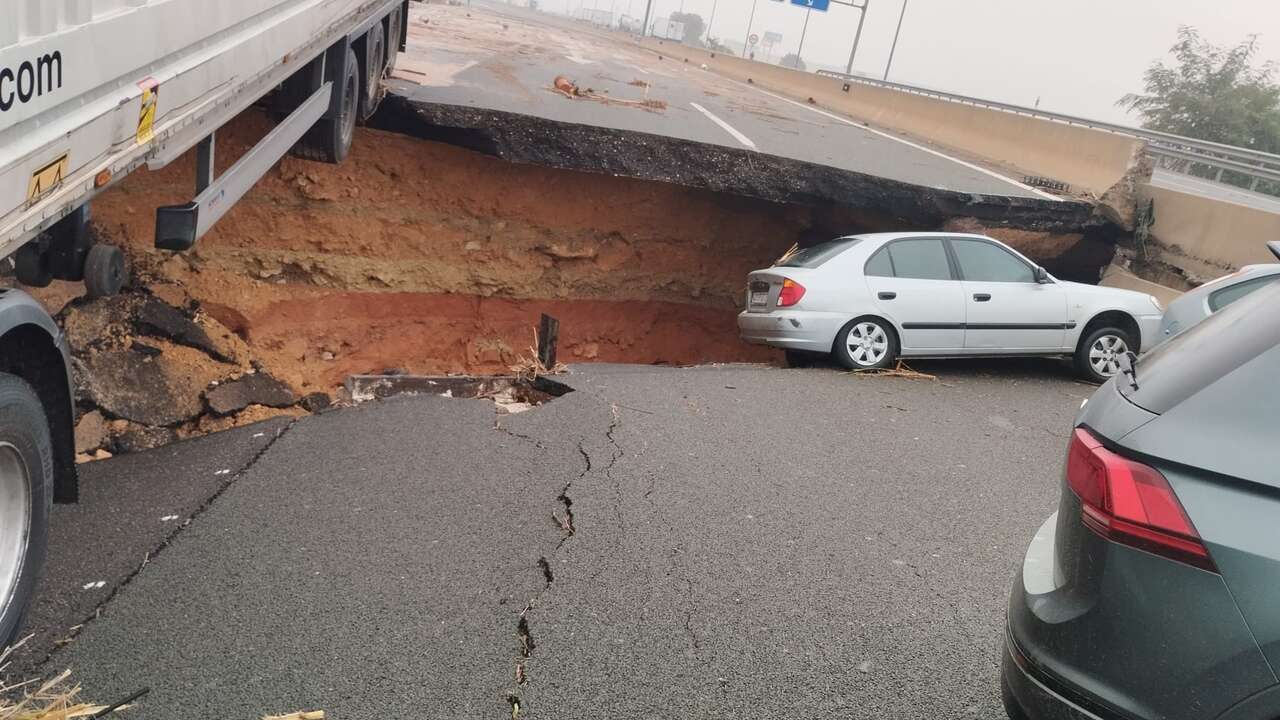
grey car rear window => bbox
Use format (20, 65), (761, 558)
(777, 239), (861, 268)
(1208, 275), (1280, 312)
(1123, 281), (1280, 414)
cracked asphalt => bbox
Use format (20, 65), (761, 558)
(10, 361), (1092, 718)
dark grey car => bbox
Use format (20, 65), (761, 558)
(1002, 280), (1280, 720)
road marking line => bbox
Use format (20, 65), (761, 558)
(690, 102), (757, 150)
(731, 79), (1064, 202)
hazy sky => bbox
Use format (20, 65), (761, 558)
(547, 0), (1280, 124)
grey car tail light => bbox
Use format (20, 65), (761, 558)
(1066, 427), (1217, 573)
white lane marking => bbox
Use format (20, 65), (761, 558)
(690, 102), (757, 150)
(627, 64), (651, 75)
(731, 79), (1063, 202)
(565, 54), (594, 65)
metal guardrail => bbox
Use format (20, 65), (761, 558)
(814, 69), (1280, 193)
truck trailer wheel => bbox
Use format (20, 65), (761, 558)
(0, 374), (54, 650)
(83, 244), (126, 298)
(358, 21), (386, 122)
(14, 245), (52, 288)
(293, 46), (359, 164)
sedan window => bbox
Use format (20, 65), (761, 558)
(887, 239), (952, 281)
(777, 238), (861, 268)
(951, 239), (1034, 282)
(1208, 274), (1280, 312)
(865, 247), (894, 277)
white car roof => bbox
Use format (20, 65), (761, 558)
(845, 232), (994, 244)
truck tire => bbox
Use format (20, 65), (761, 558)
(293, 46), (359, 164)
(0, 374), (54, 650)
(14, 245), (52, 288)
(83, 244), (126, 298)
(358, 21), (386, 122)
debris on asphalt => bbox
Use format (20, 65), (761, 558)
(262, 713), (324, 720)
(550, 74), (666, 111)
(49, 289), (315, 460)
(205, 374), (297, 416)
(346, 373), (569, 413)
(0, 655), (120, 720)
(851, 361), (938, 381)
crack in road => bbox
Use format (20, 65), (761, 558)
(506, 403), (625, 718)
(35, 418), (299, 669)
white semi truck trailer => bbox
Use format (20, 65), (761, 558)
(0, 0), (409, 647)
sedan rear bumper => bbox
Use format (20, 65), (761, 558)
(737, 310), (845, 354)
(1002, 630), (1114, 720)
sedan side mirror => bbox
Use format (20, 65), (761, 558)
(1033, 266), (1051, 284)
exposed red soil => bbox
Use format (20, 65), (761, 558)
(35, 108), (862, 393)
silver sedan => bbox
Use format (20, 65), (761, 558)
(1158, 242), (1280, 344)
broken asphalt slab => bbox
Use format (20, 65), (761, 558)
(8, 417), (293, 678)
(374, 96), (1101, 235)
(36, 362), (1090, 717)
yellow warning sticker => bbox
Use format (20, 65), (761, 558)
(26, 152), (69, 204)
(137, 77), (159, 144)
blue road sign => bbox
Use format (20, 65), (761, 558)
(790, 0), (829, 11)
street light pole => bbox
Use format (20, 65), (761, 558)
(640, 0), (654, 35)
(742, 0), (759, 57)
(796, 7), (812, 66)
(705, 0), (718, 44)
(883, 0), (908, 80)
(843, 0), (868, 75)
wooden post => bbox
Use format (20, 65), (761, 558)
(538, 314), (559, 369)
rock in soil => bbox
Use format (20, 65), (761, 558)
(74, 410), (107, 454)
(205, 374), (297, 416)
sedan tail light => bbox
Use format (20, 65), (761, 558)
(777, 278), (806, 307)
(1066, 428), (1216, 572)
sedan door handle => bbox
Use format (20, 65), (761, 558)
(973, 293), (992, 302)
(878, 292), (897, 300)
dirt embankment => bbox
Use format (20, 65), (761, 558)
(42, 110), (871, 396)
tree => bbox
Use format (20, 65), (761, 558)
(780, 53), (806, 71)
(1119, 27), (1280, 153)
(668, 12), (705, 46)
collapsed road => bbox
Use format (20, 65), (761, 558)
(14, 0), (1132, 461)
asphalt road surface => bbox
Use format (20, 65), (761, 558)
(1150, 167), (1280, 215)
(10, 361), (1096, 719)
(391, 2), (1060, 202)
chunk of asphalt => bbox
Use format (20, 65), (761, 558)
(204, 374), (297, 416)
(76, 350), (206, 427)
(136, 296), (233, 363)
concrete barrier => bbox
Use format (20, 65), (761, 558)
(1142, 184), (1280, 270)
(639, 38), (1146, 199)
(1099, 265), (1182, 307)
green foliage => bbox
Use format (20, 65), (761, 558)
(1119, 26), (1280, 153)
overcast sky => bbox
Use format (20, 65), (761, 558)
(547, 0), (1280, 124)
